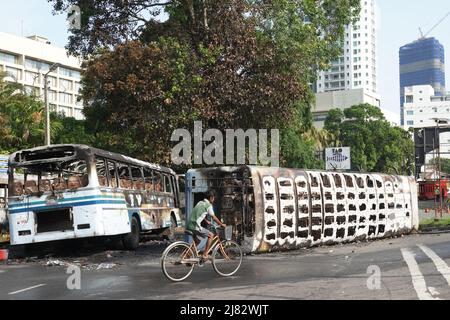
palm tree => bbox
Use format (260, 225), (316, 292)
(302, 127), (337, 151)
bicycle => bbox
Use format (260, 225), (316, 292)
(161, 225), (243, 282)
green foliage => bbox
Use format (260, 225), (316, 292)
(0, 73), (91, 154)
(324, 104), (415, 175)
(48, 0), (360, 165)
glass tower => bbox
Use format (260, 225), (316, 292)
(399, 37), (446, 125)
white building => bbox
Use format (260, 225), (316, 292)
(316, 0), (379, 95)
(0, 32), (84, 120)
(403, 84), (450, 160)
(313, 0), (380, 128)
(313, 88), (381, 128)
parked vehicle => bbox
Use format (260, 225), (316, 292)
(0, 172), (8, 243)
(418, 179), (448, 201)
(185, 166), (419, 254)
(7, 145), (182, 249)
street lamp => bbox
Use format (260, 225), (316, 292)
(431, 117), (450, 219)
(43, 63), (61, 146)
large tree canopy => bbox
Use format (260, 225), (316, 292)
(49, 0), (360, 166)
(324, 104), (415, 175)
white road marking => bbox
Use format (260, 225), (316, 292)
(8, 284), (46, 295)
(400, 248), (440, 300)
(428, 287), (440, 297)
(418, 244), (450, 286)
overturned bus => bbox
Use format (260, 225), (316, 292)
(185, 166), (419, 254)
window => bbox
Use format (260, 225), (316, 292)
(131, 166), (144, 190)
(59, 79), (73, 91)
(107, 161), (118, 188)
(60, 67), (80, 79)
(25, 58), (50, 72)
(406, 111), (414, 116)
(5, 67), (21, 80)
(96, 158), (108, 187)
(74, 82), (81, 93)
(73, 108), (83, 119)
(153, 172), (163, 192)
(0, 52), (17, 64)
(164, 175), (173, 194)
(59, 92), (72, 104)
(49, 90), (57, 102)
(25, 71), (39, 85)
(407, 121), (414, 126)
(144, 168), (154, 191)
(117, 163), (132, 189)
(48, 76), (57, 87)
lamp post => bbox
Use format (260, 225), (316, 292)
(43, 63), (61, 146)
(431, 117), (450, 219)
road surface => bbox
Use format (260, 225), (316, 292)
(1, 233), (450, 300)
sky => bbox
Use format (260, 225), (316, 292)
(0, 0), (449, 123)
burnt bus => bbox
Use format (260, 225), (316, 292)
(185, 166), (419, 253)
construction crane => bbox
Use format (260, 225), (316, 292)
(419, 11), (450, 39)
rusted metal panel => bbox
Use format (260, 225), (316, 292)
(186, 166), (419, 254)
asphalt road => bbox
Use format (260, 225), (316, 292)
(1, 233), (450, 300)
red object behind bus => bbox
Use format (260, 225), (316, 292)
(419, 180), (448, 201)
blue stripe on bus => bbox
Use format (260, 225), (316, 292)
(8, 194), (125, 209)
(9, 200), (127, 214)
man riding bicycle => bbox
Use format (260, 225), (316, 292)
(187, 190), (226, 262)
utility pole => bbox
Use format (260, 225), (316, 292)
(43, 63), (61, 146)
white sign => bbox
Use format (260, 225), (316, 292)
(326, 148), (351, 171)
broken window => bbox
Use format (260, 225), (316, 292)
(366, 177), (374, 188)
(12, 159), (89, 194)
(96, 158), (107, 187)
(322, 174), (331, 188)
(344, 175), (354, 187)
(143, 168), (154, 191)
(131, 166), (144, 190)
(334, 174), (342, 188)
(107, 160), (118, 188)
(117, 163), (132, 189)
(357, 177), (364, 188)
(164, 175), (173, 194)
(153, 172), (163, 192)
(310, 175), (319, 187)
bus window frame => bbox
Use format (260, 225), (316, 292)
(131, 165), (144, 190)
(96, 157), (108, 187)
(107, 160), (118, 189)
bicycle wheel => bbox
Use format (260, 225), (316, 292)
(212, 240), (243, 277)
(161, 242), (197, 282)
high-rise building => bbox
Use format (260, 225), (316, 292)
(313, 0), (380, 128)
(0, 32), (84, 120)
(316, 0), (378, 95)
(399, 37), (446, 126)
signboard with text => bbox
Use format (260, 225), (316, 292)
(326, 148), (351, 171)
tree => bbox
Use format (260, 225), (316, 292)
(324, 104), (414, 175)
(0, 72), (85, 153)
(49, 0), (360, 165)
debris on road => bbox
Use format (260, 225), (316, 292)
(96, 263), (117, 270)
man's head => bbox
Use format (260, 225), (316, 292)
(205, 190), (216, 204)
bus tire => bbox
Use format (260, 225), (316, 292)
(123, 216), (140, 250)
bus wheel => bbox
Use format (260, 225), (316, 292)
(123, 216), (140, 250)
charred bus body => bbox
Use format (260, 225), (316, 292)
(186, 166), (419, 253)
